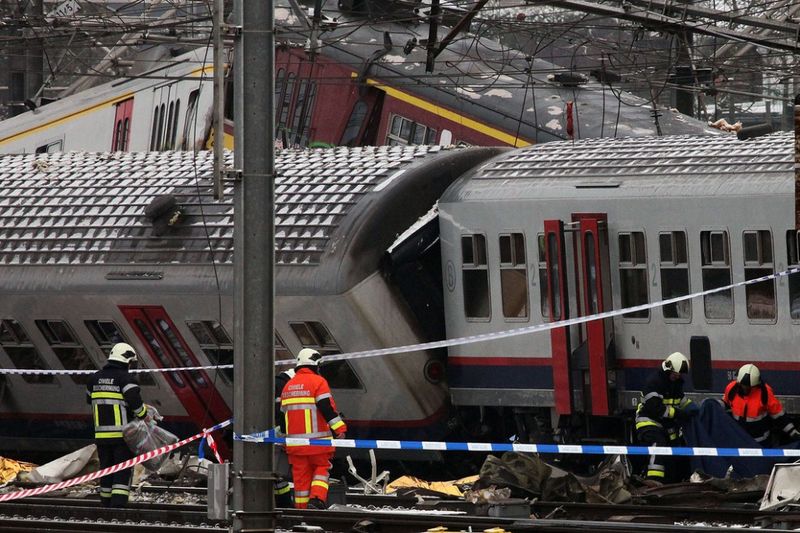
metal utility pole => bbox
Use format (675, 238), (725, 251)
(232, 0), (275, 532)
(795, 93), (800, 230)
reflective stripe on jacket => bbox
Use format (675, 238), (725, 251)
(86, 361), (147, 440)
(635, 369), (689, 436)
(723, 381), (795, 443)
(280, 367), (347, 455)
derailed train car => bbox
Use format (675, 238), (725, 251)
(438, 131), (799, 442)
(0, 145), (501, 455)
(0, 0), (715, 156)
(3, 132), (796, 455)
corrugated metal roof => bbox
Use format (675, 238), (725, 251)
(0, 145), (450, 266)
(444, 132), (793, 200)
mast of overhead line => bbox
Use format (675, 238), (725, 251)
(795, 93), (800, 230)
(232, 0), (275, 531)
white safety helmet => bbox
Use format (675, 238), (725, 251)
(662, 351), (689, 374)
(737, 363), (761, 388)
(108, 342), (138, 364)
(296, 348), (322, 368)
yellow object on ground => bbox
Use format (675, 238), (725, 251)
(386, 475), (479, 498)
(0, 457), (36, 484)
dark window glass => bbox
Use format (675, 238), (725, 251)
(156, 319), (207, 387)
(182, 90), (200, 150)
(787, 231), (800, 319)
(134, 318), (185, 387)
(743, 230), (775, 321)
(618, 232), (649, 319)
(659, 231), (691, 320)
(340, 101), (368, 146)
(10, 71), (25, 101)
(499, 233), (528, 319)
(0, 319), (54, 384)
(461, 234), (491, 319)
(289, 322), (362, 389)
(547, 233), (561, 320)
(537, 234), (548, 319)
(187, 320), (233, 385)
(700, 230), (733, 321)
(85, 320), (154, 386)
(35, 320), (96, 385)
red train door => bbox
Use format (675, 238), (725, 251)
(543, 220), (573, 415)
(120, 306), (231, 457)
(111, 98), (133, 151)
(573, 213), (615, 415)
(544, 215), (615, 416)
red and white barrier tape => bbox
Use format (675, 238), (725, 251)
(0, 419), (231, 503)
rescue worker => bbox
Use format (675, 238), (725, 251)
(273, 360), (296, 508)
(279, 348), (347, 509)
(635, 352), (694, 483)
(723, 364), (800, 445)
(86, 343), (149, 508)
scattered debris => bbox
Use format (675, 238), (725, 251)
(0, 457), (36, 485)
(708, 118), (742, 133)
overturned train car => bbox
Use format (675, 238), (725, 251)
(0, 145), (501, 455)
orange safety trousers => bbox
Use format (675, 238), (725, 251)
(288, 452), (333, 509)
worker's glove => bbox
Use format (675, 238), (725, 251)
(334, 430), (346, 439)
(789, 429), (800, 440)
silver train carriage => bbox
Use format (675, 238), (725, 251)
(438, 131), (798, 441)
(0, 145), (501, 456)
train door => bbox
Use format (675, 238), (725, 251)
(119, 306), (231, 456)
(544, 214), (615, 416)
(111, 98), (133, 151)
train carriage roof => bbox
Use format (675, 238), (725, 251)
(0, 145), (500, 292)
(278, 0), (716, 142)
(440, 132), (793, 202)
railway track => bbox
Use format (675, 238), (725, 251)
(0, 487), (797, 532)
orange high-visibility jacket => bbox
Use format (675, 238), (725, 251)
(280, 368), (347, 455)
(723, 381), (795, 443)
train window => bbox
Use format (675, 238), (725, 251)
(618, 232), (649, 319)
(659, 231), (691, 321)
(341, 101), (368, 146)
(35, 140), (63, 154)
(35, 320), (97, 385)
(298, 83), (317, 147)
(742, 230), (775, 322)
(0, 319), (55, 384)
(289, 321), (363, 390)
(164, 102), (174, 150)
(85, 320), (154, 386)
(278, 72), (296, 137)
(499, 233), (528, 319)
(181, 90), (200, 150)
(133, 318), (186, 388)
(786, 231), (800, 319)
(274, 69), (286, 133)
(10, 71), (25, 102)
(546, 233), (561, 321)
(537, 234), (549, 319)
(149, 106), (160, 151)
(700, 230), (733, 321)
(461, 234), (491, 320)
(155, 319), (207, 388)
(187, 321), (234, 385)
(386, 115), (436, 146)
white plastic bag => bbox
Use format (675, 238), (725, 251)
(122, 405), (179, 471)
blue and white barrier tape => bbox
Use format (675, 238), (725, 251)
(234, 431), (800, 458)
(3, 266), (799, 376)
